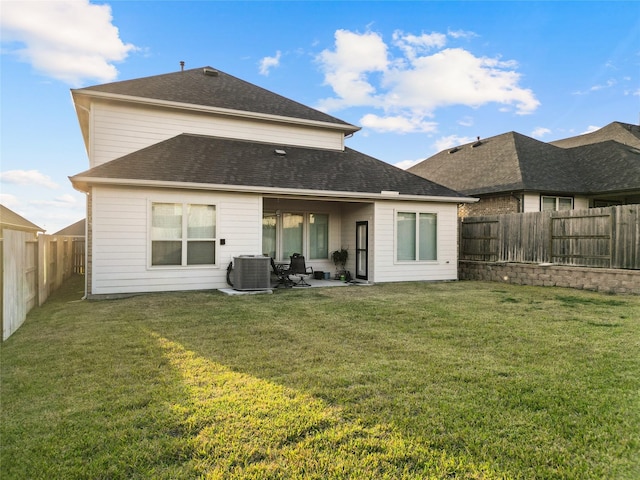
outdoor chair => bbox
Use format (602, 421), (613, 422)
(288, 253), (313, 286)
(270, 257), (293, 288)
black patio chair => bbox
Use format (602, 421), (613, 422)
(270, 257), (293, 288)
(289, 253), (313, 286)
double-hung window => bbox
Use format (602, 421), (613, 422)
(396, 212), (437, 262)
(151, 203), (216, 266)
(542, 196), (573, 211)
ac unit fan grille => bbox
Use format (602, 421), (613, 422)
(234, 256), (271, 290)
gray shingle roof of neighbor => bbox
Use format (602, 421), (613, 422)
(409, 132), (579, 195)
(71, 134), (469, 199)
(76, 66), (357, 129)
(53, 218), (85, 236)
(0, 205), (44, 232)
(408, 127), (640, 196)
(550, 122), (640, 149)
(569, 140), (640, 193)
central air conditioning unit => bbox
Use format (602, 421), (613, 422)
(233, 256), (271, 291)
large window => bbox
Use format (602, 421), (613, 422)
(151, 203), (216, 266)
(282, 213), (304, 259)
(396, 212), (437, 262)
(262, 213), (277, 259)
(542, 196), (573, 211)
(262, 211), (329, 261)
(309, 213), (328, 259)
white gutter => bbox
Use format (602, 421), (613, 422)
(70, 89), (361, 134)
(70, 176), (478, 204)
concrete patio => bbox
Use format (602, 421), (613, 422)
(219, 275), (371, 295)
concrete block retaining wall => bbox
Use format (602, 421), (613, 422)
(459, 261), (640, 295)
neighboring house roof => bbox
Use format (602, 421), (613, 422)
(53, 218), (85, 236)
(71, 134), (471, 201)
(570, 140), (640, 193)
(550, 121), (640, 149)
(409, 125), (640, 197)
(0, 205), (44, 233)
(73, 66), (358, 130)
(409, 132), (579, 195)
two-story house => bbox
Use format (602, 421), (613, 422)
(70, 66), (474, 297)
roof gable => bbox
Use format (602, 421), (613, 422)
(71, 134), (468, 200)
(74, 67), (357, 129)
(0, 205), (44, 233)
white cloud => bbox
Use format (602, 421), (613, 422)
(316, 30), (389, 110)
(316, 29), (540, 129)
(31, 193), (82, 208)
(0, 0), (136, 85)
(1, 169), (59, 189)
(392, 30), (447, 60)
(573, 78), (618, 95)
(383, 48), (538, 114)
(447, 29), (478, 40)
(458, 116), (474, 127)
(360, 113), (437, 134)
(394, 158), (423, 170)
(433, 134), (475, 153)
(532, 127), (551, 138)
(581, 125), (601, 135)
(0, 193), (20, 208)
(258, 50), (282, 76)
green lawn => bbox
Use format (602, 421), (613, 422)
(2, 275), (639, 479)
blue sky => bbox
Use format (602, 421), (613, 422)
(1, 1), (639, 233)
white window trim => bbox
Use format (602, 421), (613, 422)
(148, 201), (217, 269)
(394, 210), (439, 264)
(541, 195), (574, 211)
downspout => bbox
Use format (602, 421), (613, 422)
(510, 192), (523, 212)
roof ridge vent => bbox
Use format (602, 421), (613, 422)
(472, 136), (482, 148)
(203, 67), (219, 77)
(448, 146), (460, 154)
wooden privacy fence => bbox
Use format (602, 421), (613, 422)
(2, 234), (85, 340)
(460, 204), (640, 270)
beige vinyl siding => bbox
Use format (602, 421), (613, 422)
(523, 193), (541, 212)
(372, 200), (459, 282)
(574, 197), (589, 210)
(90, 185), (262, 295)
(89, 102), (345, 167)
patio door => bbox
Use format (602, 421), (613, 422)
(356, 221), (368, 280)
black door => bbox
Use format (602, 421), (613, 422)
(356, 221), (368, 280)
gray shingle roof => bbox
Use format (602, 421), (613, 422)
(71, 134), (468, 199)
(569, 140), (640, 193)
(550, 122), (640, 149)
(0, 205), (44, 233)
(77, 66), (356, 128)
(53, 218), (85, 236)
(409, 127), (640, 196)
